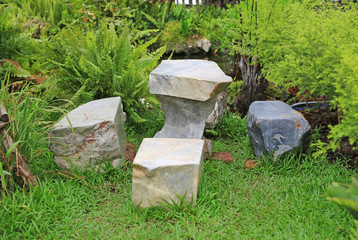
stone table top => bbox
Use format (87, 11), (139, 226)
(149, 60), (232, 101)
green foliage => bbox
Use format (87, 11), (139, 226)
(326, 175), (358, 220)
(351, 220), (358, 240)
(205, 111), (247, 140)
(6, 0), (73, 26)
(218, 0), (358, 152)
(260, 1), (358, 151)
(41, 22), (165, 122)
(327, 49), (358, 151)
(160, 21), (186, 50)
(0, 71), (62, 191)
(0, 7), (20, 58)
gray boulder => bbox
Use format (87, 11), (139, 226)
(48, 97), (127, 170)
(247, 101), (311, 161)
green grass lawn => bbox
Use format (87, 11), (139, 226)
(0, 111), (356, 239)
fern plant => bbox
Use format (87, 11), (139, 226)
(40, 22), (165, 123)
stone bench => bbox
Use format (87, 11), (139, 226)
(132, 138), (204, 208)
(48, 97), (127, 170)
(247, 101), (311, 161)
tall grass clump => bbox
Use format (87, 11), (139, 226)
(5, 0), (73, 26)
(0, 67), (62, 191)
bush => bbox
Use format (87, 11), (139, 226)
(218, 0), (358, 151)
(259, 1), (358, 151)
(40, 22), (165, 123)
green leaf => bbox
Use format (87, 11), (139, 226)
(5, 141), (22, 159)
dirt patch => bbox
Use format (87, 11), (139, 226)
(245, 159), (258, 169)
(125, 143), (136, 162)
(1, 59), (46, 86)
(211, 152), (233, 163)
(299, 107), (358, 168)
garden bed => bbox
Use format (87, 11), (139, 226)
(300, 107), (358, 169)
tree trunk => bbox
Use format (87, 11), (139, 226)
(232, 55), (268, 115)
(195, 0), (200, 14)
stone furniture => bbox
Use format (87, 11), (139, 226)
(131, 60), (231, 208)
(247, 101), (311, 161)
(205, 90), (229, 129)
(48, 97), (127, 170)
(149, 59), (232, 139)
(132, 138), (204, 208)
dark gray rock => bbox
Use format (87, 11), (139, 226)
(247, 101), (311, 161)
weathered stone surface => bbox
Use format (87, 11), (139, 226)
(204, 139), (213, 159)
(247, 101), (311, 161)
(149, 60), (232, 101)
(132, 138), (204, 208)
(197, 39), (211, 53)
(206, 90), (229, 129)
(154, 95), (216, 139)
(48, 97), (127, 170)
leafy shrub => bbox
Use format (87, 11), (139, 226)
(217, 0), (358, 151)
(258, 1), (358, 151)
(41, 22), (165, 123)
(326, 48), (358, 151)
(160, 21), (186, 50)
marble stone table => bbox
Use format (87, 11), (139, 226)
(149, 59), (232, 139)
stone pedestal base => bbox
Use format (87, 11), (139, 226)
(132, 138), (204, 208)
(154, 95), (216, 139)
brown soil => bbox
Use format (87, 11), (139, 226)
(125, 143), (136, 162)
(211, 152), (233, 163)
(245, 159), (258, 169)
(299, 107), (358, 168)
(1, 59), (46, 86)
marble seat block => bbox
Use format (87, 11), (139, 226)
(132, 138), (204, 208)
(48, 97), (127, 170)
